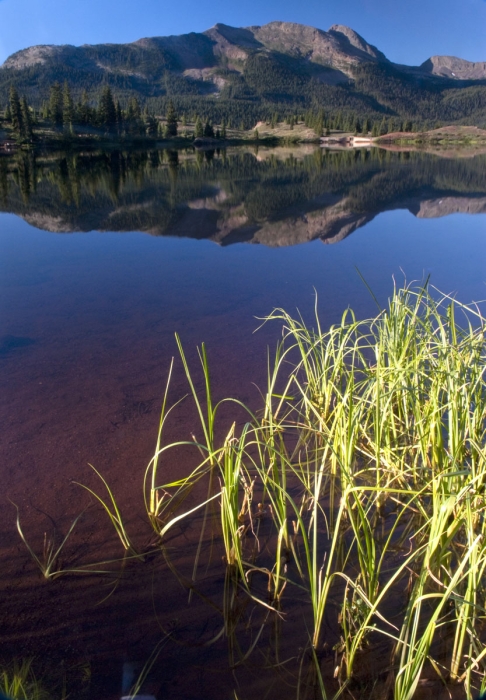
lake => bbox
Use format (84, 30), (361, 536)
(0, 145), (485, 699)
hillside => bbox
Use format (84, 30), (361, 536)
(1, 21), (485, 127)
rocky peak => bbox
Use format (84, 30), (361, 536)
(420, 55), (486, 80)
(203, 24), (260, 62)
(328, 25), (387, 61)
(3, 44), (61, 69)
(246, 21), (383, 74)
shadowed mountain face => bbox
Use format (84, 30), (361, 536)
(0, 21), (478, 78)
(420, 56), (486, 81)
(1, 21), (485, 125)
(0, 22), (390, 75)
(1, 147), (485, 246)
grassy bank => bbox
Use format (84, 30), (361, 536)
(14, 282), (486, 699)
(0, 118), (319, 153)
(376, 125), (486, 147)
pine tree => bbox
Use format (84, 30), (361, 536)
(115, 101), (123, 131)
(48, 83), (63, 126)
(20, 96), (33, 139)
(126, 97), (141, 122)
(9, 86), (23, 136)
(62, 82), (74, 133)
(77, 90), (90, 125)
(194, 116), (203, 138)
(146, 114), (158, 136)
(98, 86), (116, 129)
(165, 100), (177, 137)
(220, 119), (226, 140)
(314, 114), (324, 137)
(204, 121), (214, 138)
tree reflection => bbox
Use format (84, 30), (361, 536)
(0, 147), (485, 245)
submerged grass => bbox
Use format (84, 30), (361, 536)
(0, 659), (54, 700)
(15, 282), (486, 699)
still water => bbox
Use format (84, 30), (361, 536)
(0, 146), (485, 699)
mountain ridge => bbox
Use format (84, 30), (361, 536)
(1, 21), (485, 127)
(2, 21), (483, 79)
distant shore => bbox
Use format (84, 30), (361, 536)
(375, 125), (486, 145)
(2, 123), (486, 155)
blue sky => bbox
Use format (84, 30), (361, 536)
(0, 0), (485, 66)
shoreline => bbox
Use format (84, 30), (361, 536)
(2, 124), (486, 157)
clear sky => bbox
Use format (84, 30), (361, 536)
(0, 0), (485, 67)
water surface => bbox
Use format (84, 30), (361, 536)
(0, 146), (485, 698)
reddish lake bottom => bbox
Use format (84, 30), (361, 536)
(1, 209), (486, 699)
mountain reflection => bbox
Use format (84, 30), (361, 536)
(1, 146), (485, 246)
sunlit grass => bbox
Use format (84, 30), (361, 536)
(0, 659), (51, 700)
(15, 281), (486, 698)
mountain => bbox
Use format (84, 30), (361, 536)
(1, 21), (485, 126)
(420, 56), (486, 80)
(0, 22), (391, 75)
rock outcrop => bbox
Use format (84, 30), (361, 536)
(420, 56), (486, 80)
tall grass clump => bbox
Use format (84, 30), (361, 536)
(140, 282), (486, 695)
(260, 282), (486, 697)
(15, 282), (486, 699)
(0, 659), (51, 700)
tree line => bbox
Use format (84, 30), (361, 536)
(1, 81), (441, 145)
(2, 83), (182, 140)
(2, 83), (236, 142)
(1, 50), (485, 131)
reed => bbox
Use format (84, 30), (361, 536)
(0, 659), (51, 700)
(229, 282), (486, 695)
(14, 282), (486, 698)
(125, 283), (486, 694)
(14, 505), (83, 580)
(75, 465), (142, 559)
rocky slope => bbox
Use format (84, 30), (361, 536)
(420, 56), (486, 80)
(3, 20), (482, 80)
(1, 22), (388, 76)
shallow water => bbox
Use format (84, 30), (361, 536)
(0, 146), (485, 699)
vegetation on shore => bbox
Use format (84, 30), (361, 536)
(375, 125), (486, 147)
(1, 80), (445, 150)
(3, 79), (485, 155)
(11, 282), (486, 699)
